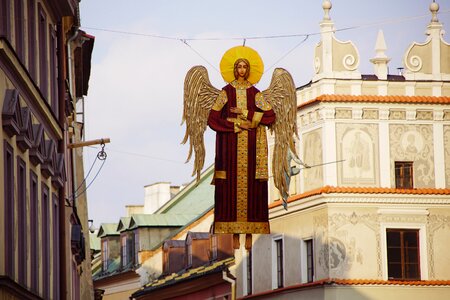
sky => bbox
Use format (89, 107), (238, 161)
(78, 0), (450, 228)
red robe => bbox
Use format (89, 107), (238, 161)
(208, 80), (275, 234)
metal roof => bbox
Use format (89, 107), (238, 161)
(97, 223), (119, 238)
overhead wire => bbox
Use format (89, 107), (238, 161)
(81, 9), (450, 77)
(79, 8), (450, 170)
(87, 145), (186, 164)
(81, 9), (450, 42)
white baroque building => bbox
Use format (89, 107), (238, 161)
(236, 1), (450, 299)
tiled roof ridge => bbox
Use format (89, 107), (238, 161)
(269, 186), (450, 209)
(330, 278), (450, 286)
(239, 278), (450, 299)
(298, 94), (450, 109)
(135, 257), (235, 295)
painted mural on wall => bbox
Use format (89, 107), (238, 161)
(302, 128), (323, 190)
(314, 212), (373, 279)
(390, 124), (435, 187)
(444, 125), (450, 188)
(336, 124), (379, 186)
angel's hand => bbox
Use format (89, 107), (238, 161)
(230, 107), (243, 115)
(238, 120), (252, 130)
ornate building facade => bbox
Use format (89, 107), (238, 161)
(239, 1), (450, 299)
(0, 0), (94, 299)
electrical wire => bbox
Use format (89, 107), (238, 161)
(264, 35), (309, 74)
(73, 154), (99, 196)
(80, 9), (450, 42)
(73, 159), (107, 199)
(80, 9), (450, 77)
(87, 145), (185, 164)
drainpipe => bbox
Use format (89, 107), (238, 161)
(57, 21), (67, 300)
(222, 270), (236, 300)
(67, 26), (79, 200)
(66, 25), (79, 299)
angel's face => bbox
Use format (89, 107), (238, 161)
(236, 61), (249, 79)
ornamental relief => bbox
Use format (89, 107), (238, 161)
(363, 109), (378, 120)
(416, 110), (433, 120)
(314, 214), (329, 276)
(390, 110), (406, 120)
(390, 125), (435, 187)
(314, 212), (381, 278)
(336, 124), (379, 186)
(427, 214), (450, 278)
(314, 210), (448, 280)
(335, 108), (352, 119)
(302, 129), (323, 190)
(444, 110), (450, 121)
(444, 126), (450, 188)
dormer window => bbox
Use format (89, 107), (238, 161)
(211, 234), (218, 261)
(102, 240), (109, 271)
(186, 236), (192, 268)
(121, 235), (128, 268)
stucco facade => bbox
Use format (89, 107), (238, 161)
(0, 0), (95, 299)
(244, 1), (450, 299)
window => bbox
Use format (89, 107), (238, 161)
(14, 0), (24, 61)
(387, 229), (420, 280)
(163, 247), (169, 274)
(121, 235), (128, 267)
(49, 25), (58, 117)
(0, 0), (11, 39)
(102, 240), (108, 271)
(4, 141), (14, 278)
(395, 161), (413, 189)
(134, 230), (139, 265)
(30, 171), (39, 292)
(272, 236), (284, 289)
(38, 4), (48, 99)
(42, 184), (50, 299)
(246, 249), (252, 295)
(302, 239), (314, 283)
(27, 0), (36, 80)
(53, 193), (60, 299)
(187, 242), (192, 267)
(211, 234), (218, 260)
(17, 157), (27, 285)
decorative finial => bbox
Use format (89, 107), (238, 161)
(430, 1), (439, 22)
(374, 30), (388, 59)
(323, 0), (332, 20)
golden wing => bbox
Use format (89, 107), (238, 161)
(262, 68), (298, 201)
(181, 66), (220, 182)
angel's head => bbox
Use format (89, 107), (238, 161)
(234, 58), (250, 80)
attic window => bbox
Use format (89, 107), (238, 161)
(102, 240), (108, 271)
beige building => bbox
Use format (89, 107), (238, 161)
(236, 1), (450, 299)
(0, 0), (95, 299)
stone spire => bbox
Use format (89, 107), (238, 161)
(370, 30), (391, 80)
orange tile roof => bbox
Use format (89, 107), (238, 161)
(298, 94), (450, 109)
(239, 278), (450, 299)
(269, 186), (450, 209)
(331, 278), (450, 286)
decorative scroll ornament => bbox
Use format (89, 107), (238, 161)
(314, 57), (321, 74)
(343, 54), (358, 71)
(407, 55), (423, 72)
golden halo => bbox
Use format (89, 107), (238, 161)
(220, 46), (264, 84)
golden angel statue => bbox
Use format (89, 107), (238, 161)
(182, 46), (298, 249)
